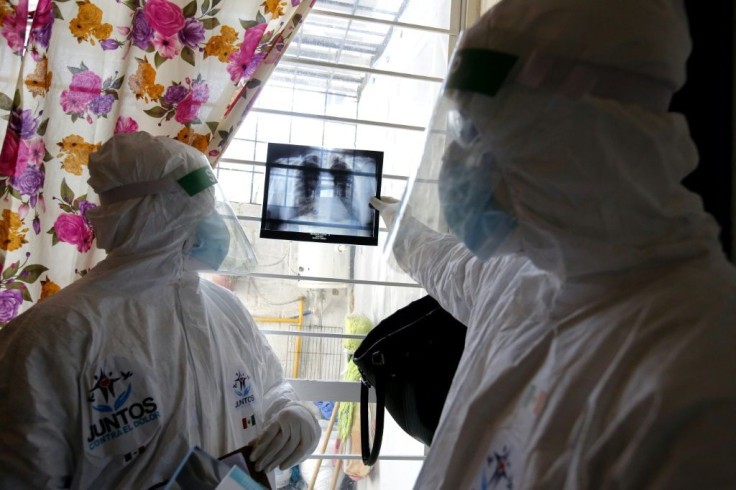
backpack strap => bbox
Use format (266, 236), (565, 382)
(360, 373), (385, 465)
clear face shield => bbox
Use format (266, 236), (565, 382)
(98, 165), (258, 273)
(385, 46), (524, 261)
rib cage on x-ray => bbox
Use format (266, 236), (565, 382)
(265, 152), (378, 237)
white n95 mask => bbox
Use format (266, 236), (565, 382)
(190, 214), (231, 271)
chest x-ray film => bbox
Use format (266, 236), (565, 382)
(260, 143), (383, 246)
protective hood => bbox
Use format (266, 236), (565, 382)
(389, 0), (723, 280)
(86, 132), (216, 260)
(470, 0), (691, 93)
(482, 88), (722, 278)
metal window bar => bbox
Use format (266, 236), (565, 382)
(245, 272), (420, 288)
(261, 329), (366, 340)
(279, 56), (445, 84)
(315, 0), (406, 19)
(250, 107), (425, 132)
(310, 7), (455, 35)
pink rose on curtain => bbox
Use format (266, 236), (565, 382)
(60, 64), (122, 123)
(53, 213), (94, 252)
(126, 3), (211, 61)
(227, 23), (267, 82)
(61, 70), (102, 115)
(143, 0), (185, 38)
(174, 101), (198, 124)
(68, 70), (102, 104)
(0, 289), (23, 322)
(17, 138), (46, 168)
(0, 4), (27, 55)
(173, 78), (209, 125)
(114, 116), (139, 134)
(152, 31), (181, 59)
(144, 75), (209, 126)
(0, 131), (21, 177)
(0, 106), (38, 175)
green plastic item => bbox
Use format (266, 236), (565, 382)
(339, 315), (373, 441)
(177, 166), (217, 196)
(344, 314), (373, 353)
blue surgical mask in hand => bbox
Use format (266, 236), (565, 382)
(189, 214), (231, 271)
(439, 143), (517, 260)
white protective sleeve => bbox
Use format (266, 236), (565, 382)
(392, 216), (528, 326)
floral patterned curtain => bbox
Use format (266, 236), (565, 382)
(0, 0), (315, 325)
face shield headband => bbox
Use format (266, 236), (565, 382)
(98, 166), (258, 273)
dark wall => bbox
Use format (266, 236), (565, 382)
(670, 0), (734, 259)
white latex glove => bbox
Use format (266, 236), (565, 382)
(369, 196), (401, 229)
(249, 404), (319, 472)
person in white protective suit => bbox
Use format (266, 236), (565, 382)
(0, 132), (319, 488)
(372, 0), (736, 488)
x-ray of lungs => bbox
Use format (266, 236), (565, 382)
(260, 143), (383, 246)
(329, 157), (352, 200)
(297, 154), (321, 216)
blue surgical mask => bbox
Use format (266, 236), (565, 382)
(189, 214), (231, 271)
(438, 142), (517, 260)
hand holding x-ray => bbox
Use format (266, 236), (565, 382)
(369, 196), (401, 229)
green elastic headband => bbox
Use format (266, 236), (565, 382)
(446, 49), (519, 98)
(177, 166), (218, 196)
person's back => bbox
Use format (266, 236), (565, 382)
(0, 132), (318, 488)
(396, 227), (736, 488)
(374, 0), (736, 487)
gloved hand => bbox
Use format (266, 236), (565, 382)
(369, 196), (401, 229)
(249, 404), (319, 472)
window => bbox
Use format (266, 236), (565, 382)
(213, 1), (475, 488)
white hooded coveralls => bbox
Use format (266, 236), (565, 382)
(391, 1), (736, 488)
(0, 133), (313, 488)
